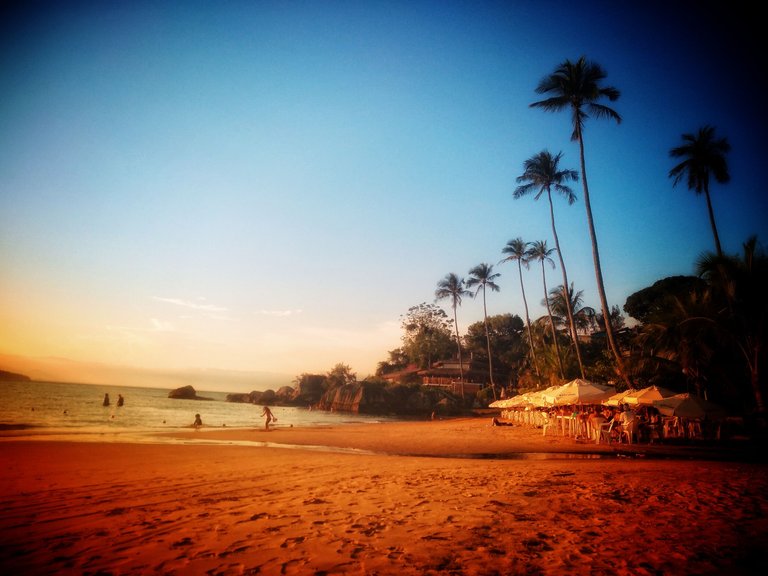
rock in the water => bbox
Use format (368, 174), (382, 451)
(168, 385), (213, 401)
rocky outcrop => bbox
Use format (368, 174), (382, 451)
(225, 386), (296, 405)
(222, 381), (464, 417)
(168, 385), (214, 401)
(316, 382), (462, 416)
(227, 392), (261, 404)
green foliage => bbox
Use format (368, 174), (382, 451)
(623, 276), (706, 323)
(292, 373), (328, 405)
(399, 302), (455, 369)
(326, 363), (356, 388)
(464, 314), (526, 375)
(375, 348), (411, 376)
(627, 238), (768, 413)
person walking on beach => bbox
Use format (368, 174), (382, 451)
(102, 393), (110, 407)
(261, 405), (275, 431)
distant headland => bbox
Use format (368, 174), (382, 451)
(0, 369), (31, 382)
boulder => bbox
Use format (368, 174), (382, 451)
(168, 385), (213, 401)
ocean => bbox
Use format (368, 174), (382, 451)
(0, 380), (394, 443)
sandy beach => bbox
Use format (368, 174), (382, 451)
(2, 417), (767, 575)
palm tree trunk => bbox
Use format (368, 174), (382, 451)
(481, 287), (497, 400)
(540, 262), (565, 379)
(576, 128), (631, 387)
(546, 189), (585, 378)
(452, 306), (465, 399)
(704, 184), (723, 258)
(518, 260), (541, 380)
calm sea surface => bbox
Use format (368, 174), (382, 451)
(0, 380), (394, 443)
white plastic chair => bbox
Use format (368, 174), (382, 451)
(620, 419), (638, 444)
(542, 413), (553, 436)
(598, 420), (614, 444)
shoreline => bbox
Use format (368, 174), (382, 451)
(2, 415), (764, 462)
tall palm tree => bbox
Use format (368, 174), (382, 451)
(669, 125), (731, 258)
(514, 150), (585, 378)
(435, 272), (471, 398)
(500, 238), (541, 380)
(530, 56), (628, 386)
(466, 262), (501, 399)
(528, 240), (565, 379)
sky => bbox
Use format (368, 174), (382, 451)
(1, 0), (766, 391)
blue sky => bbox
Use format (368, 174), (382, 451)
(1, 1), (765, 389)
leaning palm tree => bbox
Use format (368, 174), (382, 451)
(530, 56), (628, 386)
(435, 272), (471, 399)
(500, 238), (541, 381)
(466, 263), (501, 399)
(528, 241), (565, 379)
(514, 150), (585, 378)
(669, 125), (730, 258)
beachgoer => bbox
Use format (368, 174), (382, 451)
(117, 394), (124, 407)
(193, 413), (202, 428)
(618, 404), (638, 443)
(261, 406), (275, 430)
(103, 393), (110, 407)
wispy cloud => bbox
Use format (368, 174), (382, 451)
(153, 297), (228, 313)
(150, 318), (175, 332)
(256, 309), (303, 317)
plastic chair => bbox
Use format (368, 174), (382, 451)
(620, 419), (638, 444)
(591, 416), (606, 442)
(542, 413), (553, 436)
(598, 420), (614, 444)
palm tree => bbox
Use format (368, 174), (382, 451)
(500, 238), (541, 380)
(528, 240), (565, 380)
(530, 56), (628, 386)
(696, 236), (766, 412)
(548, 283), (596, 336)
(514, 150), (585, 378)
(435, 272), (471, 398)
(466, 263), (501, 399)
(669, 125), (731, 258)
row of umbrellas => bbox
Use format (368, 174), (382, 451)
(489, 379), (728, 419)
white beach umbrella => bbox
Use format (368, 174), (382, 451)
(489, 395), (529, 409)
(525, 386), (563, 407)
(542, 379), (615, 406)
(622, 385), (676, 405)
(652, 393), (728, 420)
(603, 388), (637, 406)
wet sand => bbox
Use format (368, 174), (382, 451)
(2, 417), (766, 575)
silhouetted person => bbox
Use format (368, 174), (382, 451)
(103, 393), (110, 407)
(193, 413), (202, 428)
(261, 406), (275, 430)
(117, 394), (124, 407)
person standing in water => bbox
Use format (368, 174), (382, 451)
(102, 393), (110, 407)
(261, 405), (275, 431)
(117, 394), (124, 407)
(193, 413), (202, 428)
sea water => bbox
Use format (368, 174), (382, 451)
(0, 380), (392, 440)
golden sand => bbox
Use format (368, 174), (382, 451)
(1, 417), (766, 575)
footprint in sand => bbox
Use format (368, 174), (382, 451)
(280, 536), (305, 548)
